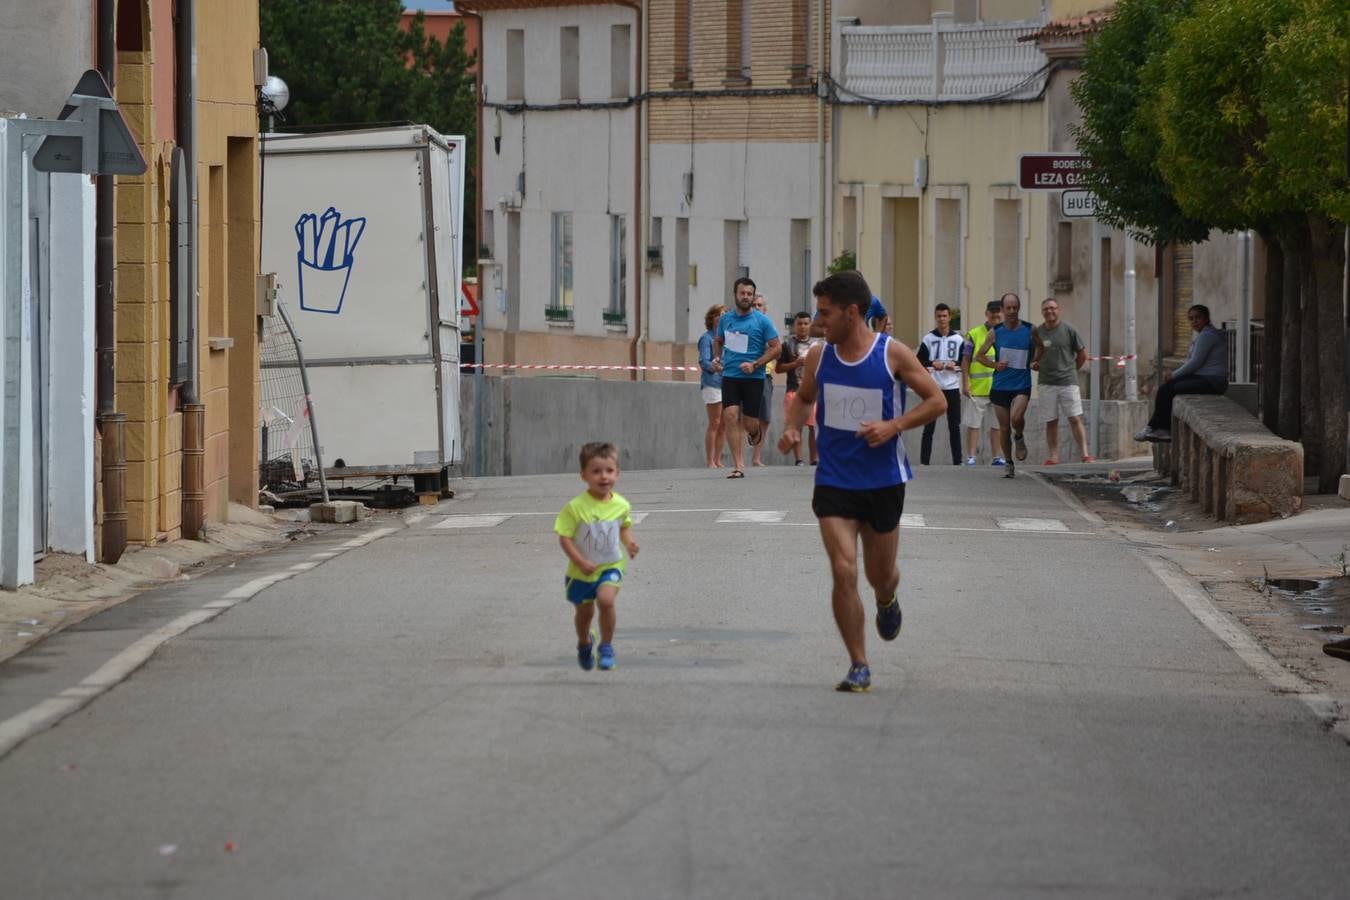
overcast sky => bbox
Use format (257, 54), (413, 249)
(405, 1), (457, 10)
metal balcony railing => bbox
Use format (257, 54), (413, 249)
(839, 17), (1048, 103)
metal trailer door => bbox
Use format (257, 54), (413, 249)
(426, 139), (463, 465)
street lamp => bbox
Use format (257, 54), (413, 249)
(259, 75), (289, 132)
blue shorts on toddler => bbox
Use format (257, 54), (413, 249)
(564, 566), (623, 605)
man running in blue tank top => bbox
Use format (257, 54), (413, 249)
(974, 292), (1034, 479)
(778, 271), (947, 692)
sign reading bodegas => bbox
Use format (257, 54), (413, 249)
(1018, 153), (1092, 191)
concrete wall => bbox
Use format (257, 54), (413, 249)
(47, 175), (98, 560)
(458, 374), (1149, 476)
(0, 1), (92, 117)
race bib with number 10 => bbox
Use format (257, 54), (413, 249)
(822, 384), (884, 431)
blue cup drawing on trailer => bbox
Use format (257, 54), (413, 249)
(295, 207), (366, 314)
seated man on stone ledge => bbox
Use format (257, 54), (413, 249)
(1135, 304), (1229, 443)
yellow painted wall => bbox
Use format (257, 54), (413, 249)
(112, 1), (260, 545)
(835, 99), (1048, 345)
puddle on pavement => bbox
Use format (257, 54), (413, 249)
(1049, 471), (1195, 530)
(1264, 576), (1350, 636)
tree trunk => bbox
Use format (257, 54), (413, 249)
(1260, 235), (1282, 434)
(1297, 224), (1324, 477)
(1308, 213), (1347, 493)
(1277, 231), (1303, 441)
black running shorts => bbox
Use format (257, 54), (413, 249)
(989, 388), (1031, 409)
(721, 377), (764, 420)
(812, 483), (907, 533)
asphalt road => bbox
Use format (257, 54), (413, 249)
(1, 464), (1348, 899)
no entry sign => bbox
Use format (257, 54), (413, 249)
(1018, 153), (1092, 191)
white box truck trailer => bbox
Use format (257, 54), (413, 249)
(260, 125), (465, 498)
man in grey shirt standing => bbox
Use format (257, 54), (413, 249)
(1031, 298), (1091, 463)
(1135, 304), (1228, 442)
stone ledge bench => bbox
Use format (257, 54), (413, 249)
(1152, 395), (1302, 523)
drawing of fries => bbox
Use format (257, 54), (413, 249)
(294, 206), (366, 315)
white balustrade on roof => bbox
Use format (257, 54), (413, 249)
(839, 19), (1048, 104)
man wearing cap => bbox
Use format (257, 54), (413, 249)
(961, 300), (1005, 466)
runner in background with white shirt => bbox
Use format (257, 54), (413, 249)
(916, 303), (964, 466)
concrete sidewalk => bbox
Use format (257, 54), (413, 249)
(0, 504), (392, 667)
(1047, 456), (1350, 738)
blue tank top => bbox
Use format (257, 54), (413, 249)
(991, 321), (1034, 392)
(814, 334), (913, 490)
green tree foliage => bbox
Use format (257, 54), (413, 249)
(260, 0), (478, 256)
(1153, 0), (1293, 231)
(1259, 0), (1349, 225)
(1075, 0), (1348, 490)
(1070, 0), (1209, 245)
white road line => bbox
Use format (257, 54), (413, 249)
(345, 526), (399, 546)
(431, 515), (511, 529)
(774, 523), (1097, 535)
(716, 510), (787, 524)
(404, 512), (430, 527)
(629, 512), (648, 525)
(1144, 556), (1349, 740)
(901, 513), (926, 528)
(996, 517), (1071, 532)
(310, 551), (339, 559)
(222, 574), (289, 600)
(289, 561), (319, 571)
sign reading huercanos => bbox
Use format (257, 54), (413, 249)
(1018, 153), (1092, 191)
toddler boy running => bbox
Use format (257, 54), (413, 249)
(554, 442), (640, 671)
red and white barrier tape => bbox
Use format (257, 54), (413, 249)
(1086, 354), (1138, 368)
(463, 362), (700, 372)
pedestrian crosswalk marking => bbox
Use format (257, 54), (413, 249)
(432, 514), (511, 529)
(716, 510), (787, 524)
(901, 513), (926, 528)
(995, 517), (1069, 532)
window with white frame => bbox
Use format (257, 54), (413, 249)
(506, 29), (524, 101)
(992, 198), (1024, 302)
(609, 214), (627, 319)
(611, 24), (631, 98)
(560, 26), (579, 101)
(934, 198), (963, 309)
(551, 212), (574, 315)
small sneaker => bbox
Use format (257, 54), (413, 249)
(597, 643), (616, 671)
(577, 628), (598, 671)
(836, 663), (872, 693)
(991, 456), (1007, 467)
(1014, 432), (1028, 461)
(876, 594), (902, 641)
(965, 456), (978, 466)
(1003, 460), (1016, 479)
(1081, 454), (1096, 463)
(1150, 429), (1171, 442)
(1042, 458), (1059, 466)
(795, 460), (806, 467)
